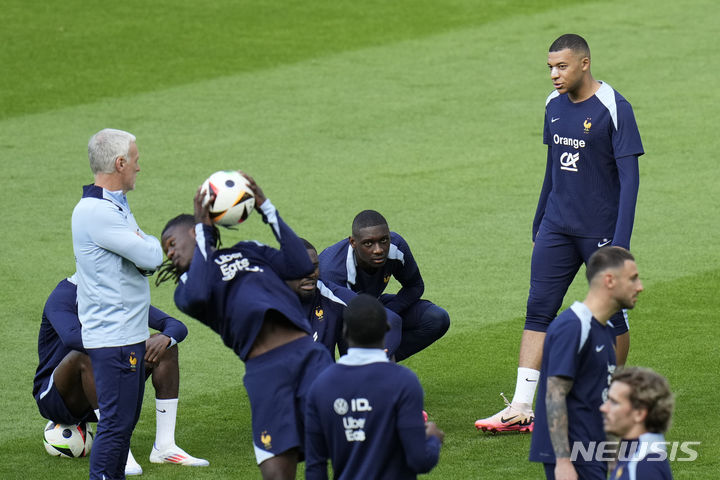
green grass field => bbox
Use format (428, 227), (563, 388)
(2, 0), (719, 478)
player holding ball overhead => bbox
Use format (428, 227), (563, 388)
(158, 172), (332, 480)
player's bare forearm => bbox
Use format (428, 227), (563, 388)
(546, 375), (573, 459)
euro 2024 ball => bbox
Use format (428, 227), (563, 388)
(43, 421), (94, 458)
(201, 171), (255, 226)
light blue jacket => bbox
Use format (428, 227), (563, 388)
(71, 184), (162, 348)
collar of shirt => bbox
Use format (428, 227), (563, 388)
(104, 188), (129, 209)
(345, 243), (357, 286)
(635, 432), (667, 459)
(571, 301), (592, 321)
(338, 348), (389, 366)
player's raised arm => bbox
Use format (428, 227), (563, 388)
(161, 190), (219, 319)
(241, 174), (314, 279)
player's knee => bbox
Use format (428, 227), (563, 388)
(259, 449), (298, 480)
(422, 306), (450, 338)
(526, 295), (560, 328)
(65, 350), (93, 372)
(163, 344), (179, 362)
(149, 344), (179, 373)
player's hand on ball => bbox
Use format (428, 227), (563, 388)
(194, 185), (214, 226)
(239, 171), (266, 209)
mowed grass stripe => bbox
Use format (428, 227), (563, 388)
(1, 0), (594, 120)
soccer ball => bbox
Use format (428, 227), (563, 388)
(201, 170), (255, 226)
(43, 421), (93, 458)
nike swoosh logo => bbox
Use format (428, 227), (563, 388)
(156, 408), (167, 413)
(551, 117), (560, 123)
(595, 345), (605, 352)
(500, 415), (533, 427)
(597, 239), (611, 247)
(525, 378), (537, 383)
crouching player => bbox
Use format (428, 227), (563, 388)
(33, 275), (208, 476)
(158, 173), (332, 480)
(319, 210), (450, 362)
(285, 238), (403, 360)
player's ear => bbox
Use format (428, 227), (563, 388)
(348, 236), (356, 249)
(115, 155), (125, 173)
(603, 271), (616, 289)
(632, 406), (648, 425)
(581, 56), (590, 71)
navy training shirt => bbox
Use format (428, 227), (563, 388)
(318, 232), (424, 314)
(174, 201), (314, 361)
(305, 349), (441, 479)
(530, 301), (616, 470)
(610, 433), (673, 480)
(536, 82), (644, 244)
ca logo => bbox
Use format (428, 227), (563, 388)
(560, 152), (579, 172)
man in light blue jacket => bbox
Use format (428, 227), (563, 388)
(72, 128), (163, 480)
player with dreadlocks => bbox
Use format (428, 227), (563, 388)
(158, 173), (332, 480)
(155, 214), (220, 286)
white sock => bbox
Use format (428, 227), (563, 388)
(512, 367), (540, 406)
(94, 408), (101, 421)
(155, 398), (179, 451)
(126, 448), (140, 467)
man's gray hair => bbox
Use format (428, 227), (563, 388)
(87, 128), (136, 174)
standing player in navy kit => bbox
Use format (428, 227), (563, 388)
(476, 34), (644, 434)
(304, 294), (444, 480)
(285, 238), (402, 359)
(319, 210), (449, 361)
(159, 174), (332, 480)
(530, 247), (644, 480)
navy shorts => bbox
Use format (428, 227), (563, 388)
(35, 371), (96, 425)
(526, 224), (629, 336)
(243, 335), (332, 464)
